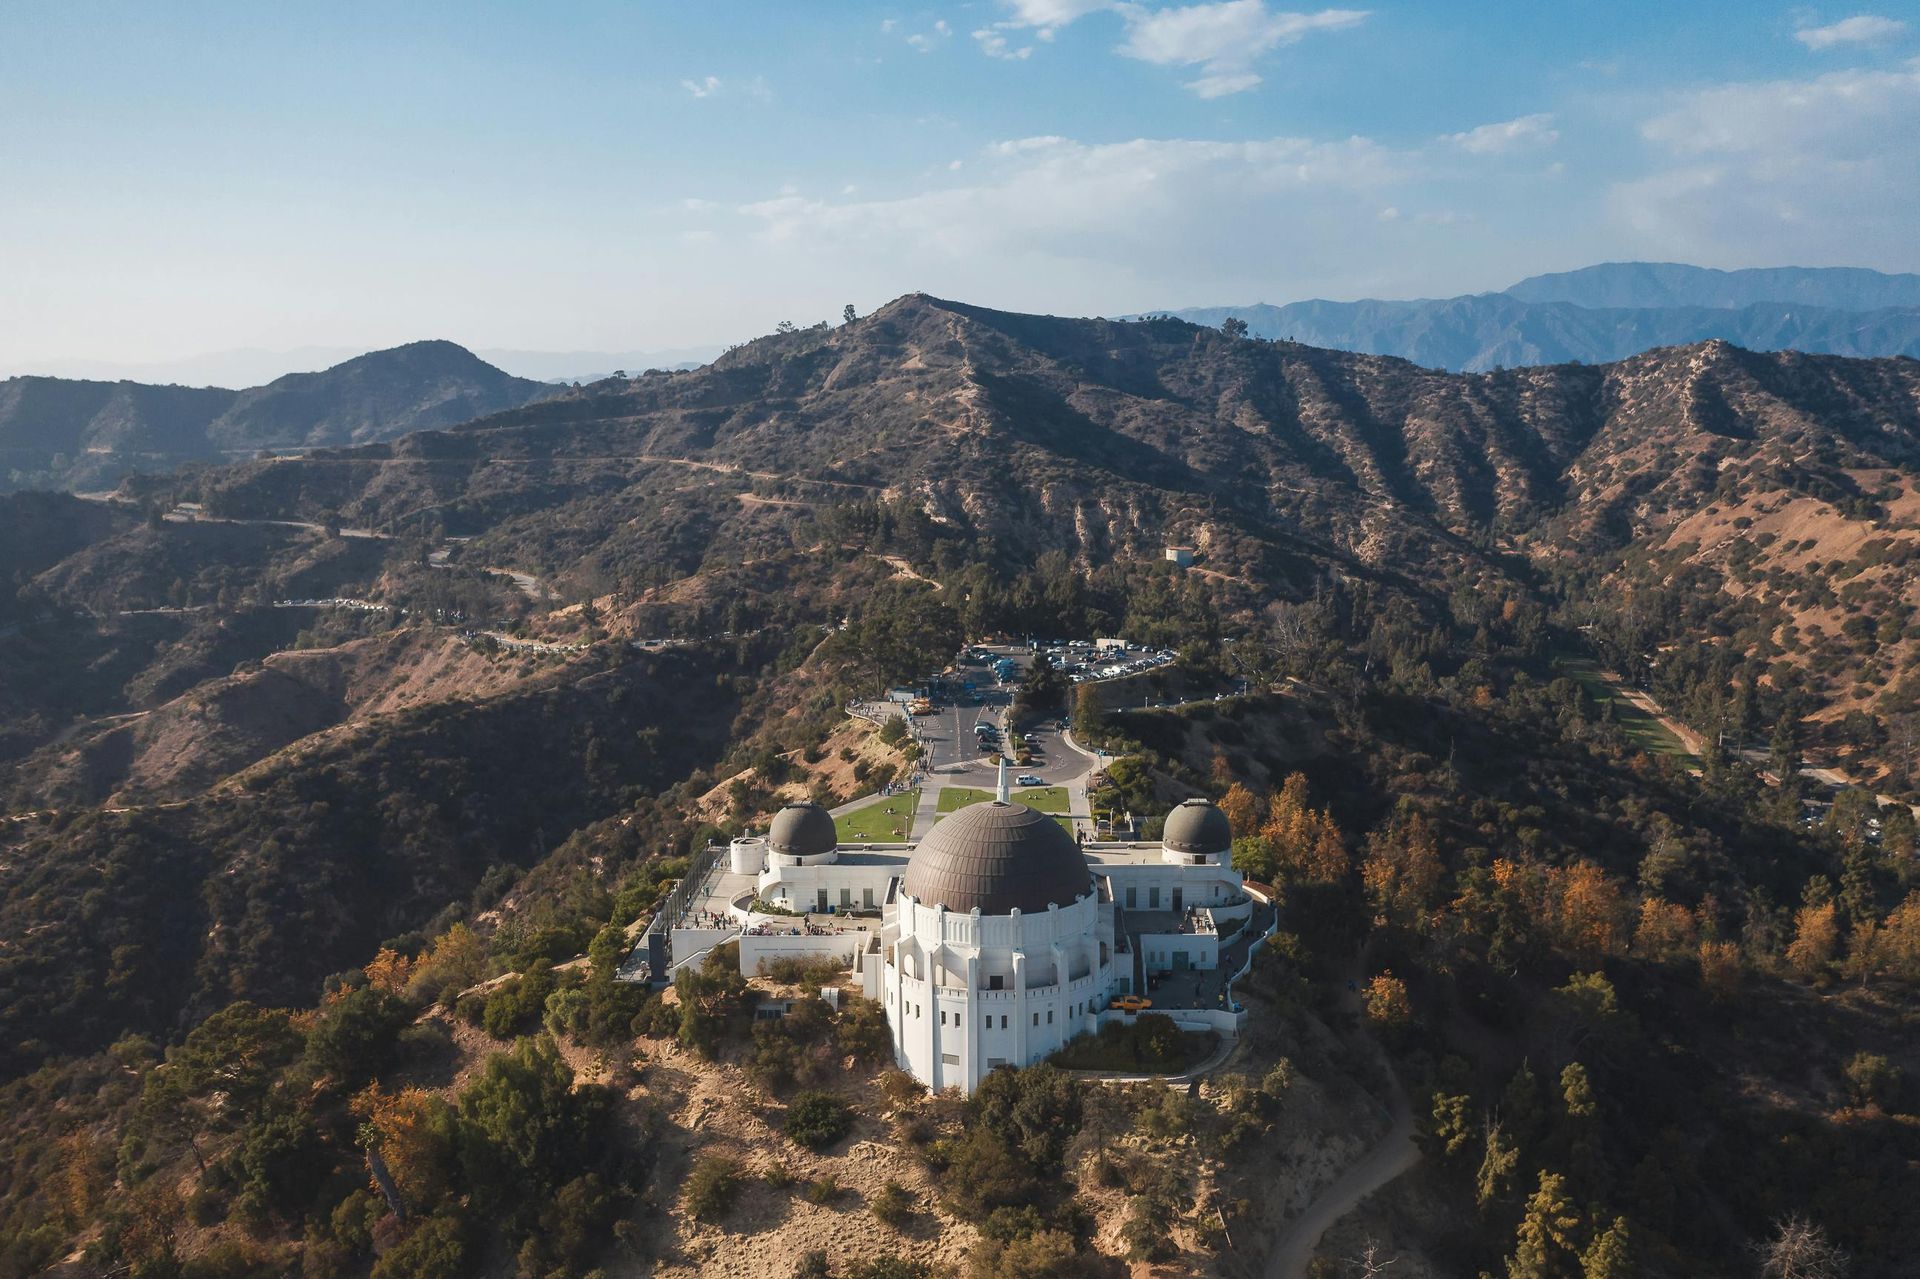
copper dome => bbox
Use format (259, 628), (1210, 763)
(900, 801), (1091, 915)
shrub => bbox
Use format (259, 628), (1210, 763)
(805, 1175), (844, 1205)
(785, 1090), (853, 1149)
(369, 1212), (468, 1279)
(684, 1156), (742, 1223)
(870, 1180), (914, 1227)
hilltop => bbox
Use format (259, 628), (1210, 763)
(0, 340), (557, 493)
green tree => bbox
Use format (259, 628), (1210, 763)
(1507, 1170), (1581, 1279)
(1220, 316), (1249, 339)
(1477, 1121), (1519, 1210)
(1581, 1217), (1635, 1279)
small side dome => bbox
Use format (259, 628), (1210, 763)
(1162, 798), (1233, 859)
(768, 802), (838, 859)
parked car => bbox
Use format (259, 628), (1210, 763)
(1016, 774), (1045, 787)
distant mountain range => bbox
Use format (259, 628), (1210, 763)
(0, 340), (559, 494)
(9, 344), (722, 388)
(1152, 262), (1920, 372)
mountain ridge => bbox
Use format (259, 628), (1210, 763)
(0, 340), (558, 493)
(1148, 261), (1920, 372)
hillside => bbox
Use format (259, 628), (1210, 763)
(127, 296), (1920, 777)
(0, 341), (556, 493)
(4, 296), (1920, 1276)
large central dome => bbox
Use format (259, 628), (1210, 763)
(900, 801), (1091, 915)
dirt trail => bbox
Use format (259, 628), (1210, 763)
(1264, 970), (1420, 1278)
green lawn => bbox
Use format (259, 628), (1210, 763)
(835, 791), (918, 842)
(1553, 658), (1693, 758)
(938, 785), (1069, 812)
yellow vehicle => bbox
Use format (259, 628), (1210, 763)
(909, 697), (934, 716)
(1109, 995), (1153, 1013)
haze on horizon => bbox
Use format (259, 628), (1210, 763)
(4, 0), (1919, 379)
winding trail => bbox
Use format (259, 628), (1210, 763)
(1263, 972), (1421, 1278)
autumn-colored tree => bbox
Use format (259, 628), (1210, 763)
(1786, 902), (1839, 981)
(1217, 783), (1260, 843)
(1879, 890), (1920, 982)
(1363, 971), (1412, 1030)
(1550, 863), (1627, 962)
(1697, 939), (1743, 1000)
(1363, 810), (1444, 929)
(1259, 773), (1349, 883)
(1631, 897), (1695, 962)
(364, 947), (419, 994)
(354, 1085), (461, 1215)
(409, 923), (489, 1003)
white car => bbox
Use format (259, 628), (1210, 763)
(1016, 774), (1046, 787)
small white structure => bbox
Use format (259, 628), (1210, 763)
(1165, 545), (1195, 567)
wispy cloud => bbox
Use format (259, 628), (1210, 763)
(974, 25), (1037, 59)
(1794, 14), (1909, 50)
(980, 0), (1368, 96)
(903, 18), (954, 52)
(680, 75), (724, 98)
(1441, 113), (1559, 154)
(1612, 58), (1920, 263)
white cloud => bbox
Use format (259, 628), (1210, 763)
(680, 75), (723, 98)
(1118, 2), (1369, 97)
(1795, 14), (1909, 50)
(906, 19), (954, 51)
(1612, 58), (1920, 263)
(1441, 113), (1559, 154)
(974, 26), (1036, 59)
(1005, 0), (1116, 33)
(979, 1), (1366, 95)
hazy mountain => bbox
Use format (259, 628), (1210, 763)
(474, 345), (722, 382)
(0, 340), (558, 493)
(1505, 260), (1920, 310)
(1152, 262), (1920, 372)
(1163, 294), (1920, 372)
(7, 342), (723, 388)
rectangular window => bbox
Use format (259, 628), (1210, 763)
(1150, 886), (1161, 909)
(940, 1011), (947, 1026)
(1047, 1010), (1053, 1024)
(863, 888), (875, 909)
(1033, 1013), (1039, 1027)
(1001, 1015), (1008, 1029)
(840, 888), (852, 908)
(1125, 886), (1137, 908)
(942, 1053), (959, 1066)
(989, 974), (1003, 990)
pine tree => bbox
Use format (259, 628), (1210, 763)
(1580, 1217), (1634, 1279)
(1506, 1170), (1581, 1279)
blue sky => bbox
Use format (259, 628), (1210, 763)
(4, 0), (1919, 374)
